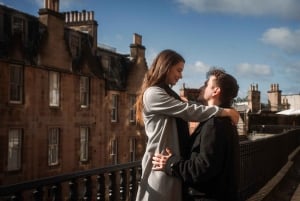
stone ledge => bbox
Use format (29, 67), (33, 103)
(246, 146), (300, 201)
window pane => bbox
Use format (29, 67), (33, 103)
(129, 95), (136, 122)
(111, 95), (118, 122)
(110, 139), (118, 164)
(10, 65), (23, 103)
(80, 127), (89, 161)
(12, 16), (25, 34)
(80, 77), (89, 108)
(129, 138), (136, 162)
(7, 129), (22, 171)
(49, 72), (60, 106)
(48, 128), (59, 165)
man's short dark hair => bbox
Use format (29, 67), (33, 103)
(207, 67), (239, 107)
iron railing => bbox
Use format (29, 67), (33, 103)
(0, 129), (299, 201)
(238, 128), (299, 200)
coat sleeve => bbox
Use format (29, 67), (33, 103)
(143, 86), (221, 122)
(165, 118), (230, 184)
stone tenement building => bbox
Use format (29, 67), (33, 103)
(0, 0), (148, 185)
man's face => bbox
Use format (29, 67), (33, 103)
(198, 75), (218, 104)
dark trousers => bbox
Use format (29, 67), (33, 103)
(192, 198), (217, 201)
(183, 193), (217, 201)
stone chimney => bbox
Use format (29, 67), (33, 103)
(64, 10), (98, 51)
(179, 83), (186, 98)
(281, 97), (289, 110)
(44, 0), (59, 12)
(247, 83), (261, 113)
(267, 83), (282, 111)
(130, 33), (146, 63)
(126, 33), (147, 94)
(38, 0), (71, 69)
(39, 0), (64, 28)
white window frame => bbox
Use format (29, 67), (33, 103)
(80, 76), (89, 108)
(110, 139), (118, 164)
(9, 65), (23, 104)
(7, 128), (22, 171)
(48, 128), (59, 166)
(111, 94), (118, 122)
(129, 95), (136, 123)
(49, 71), (60, 107)
(80, 127), (89, 162)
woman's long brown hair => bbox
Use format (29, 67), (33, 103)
(135, 49), (185, 125)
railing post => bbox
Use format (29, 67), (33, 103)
(129, 167), (136, 201)
(119, 169), (126, 201)
(68, 179), (78, 201)
(96, 174), (105, 201)
(108, 172), (116, 201)
(83, 176), (92, 201)
(10, 194), (22, 201)
(137, 166), (142, 186)
(32, 187), (43, 201)
(50, 184), (62, 201)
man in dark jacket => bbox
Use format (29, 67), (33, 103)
(152, 68), (240, 201)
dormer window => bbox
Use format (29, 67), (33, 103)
(12, 15), (26, 43)
(70, 34), (80, 57)
(0, 13), (4, 41)
(102, 56), (110, 69)
(12, 16), (25, 33)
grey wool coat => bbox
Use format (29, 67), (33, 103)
(135, 86), (221, 201)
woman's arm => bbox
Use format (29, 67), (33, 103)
(144, 86), (239, 124)
(143, 86), (220, 122)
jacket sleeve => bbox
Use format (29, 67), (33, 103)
(165, 118), (229, 184)
(143, 86), (221, 122)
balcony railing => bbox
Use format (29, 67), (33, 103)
(0, 161), (142, 201)
(0, 129), (299, 201)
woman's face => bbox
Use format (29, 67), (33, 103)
(165, 61), (184, 85)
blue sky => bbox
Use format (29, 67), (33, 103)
(2, 0), (300, 103)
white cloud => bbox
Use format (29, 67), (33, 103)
(60, 0), (85, 10)
(177, 61), (211, 89)
(115, 34), (124, 41)
(236, 63), (272, 77)
(190, 60), (211, 73)
(261, 27), (300, 54)
(286, 61), (300, 74)
(34, 0), (43, 8)
(284, 61), (300, 83)
(176, 0), (300, 19)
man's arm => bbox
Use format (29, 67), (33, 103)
(153, 118), (229, 184)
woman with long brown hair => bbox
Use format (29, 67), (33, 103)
(135, 49), (239, 201)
